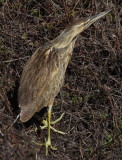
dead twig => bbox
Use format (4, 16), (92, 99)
(3, 56), (29, 63)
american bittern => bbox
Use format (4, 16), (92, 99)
(18, 10), (111, 155)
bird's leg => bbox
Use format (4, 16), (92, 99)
(45, 105), (57, 155)
(32, 106), (57, 155)
(41, 109), (65, 134)
(39, 105), (66, 155)
(32, 108), (66, 155)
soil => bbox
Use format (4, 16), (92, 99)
(0, 0), (122, 160)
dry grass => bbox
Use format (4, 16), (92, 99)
(0, 0), (122, 160)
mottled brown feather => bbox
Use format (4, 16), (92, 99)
(18, 10), (111, 122)
(18, 40), (76, 122)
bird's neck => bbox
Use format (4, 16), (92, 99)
(52, 28), (78, 49)
(56, 38), (76, 64)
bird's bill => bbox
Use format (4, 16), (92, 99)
(84, 9), (112, 29)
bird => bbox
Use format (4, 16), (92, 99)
(18, 9), (111, 155)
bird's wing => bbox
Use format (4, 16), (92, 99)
(18, 43), (59, 122)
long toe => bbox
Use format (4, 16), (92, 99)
(45, 139), (57, 155)
(51, 113), (65, 125)
(50, 145), (57, 151)
(40, 113), (66, 135)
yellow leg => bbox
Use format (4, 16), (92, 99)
(45, 105), (57, 155)
(32, 106), (65, 155)
(41, 112), (65, 135)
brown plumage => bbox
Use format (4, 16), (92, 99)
(18, 10), (111, 122)
(18, 10), (111, 155)
(18, 39), (76, 122)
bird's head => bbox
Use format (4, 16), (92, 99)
(53, 9), (111, 49)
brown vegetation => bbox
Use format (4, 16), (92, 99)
(0, 0), (121, 160)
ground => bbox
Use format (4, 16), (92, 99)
(0, 0), (122, 160)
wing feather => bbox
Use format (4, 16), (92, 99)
(18, 43), (60, 122)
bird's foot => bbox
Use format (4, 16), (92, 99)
(33, 112), (66, 155)
(40, 113), (66, 135)
(45, 137), (57, 155)
(32, 138), (57, 155)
